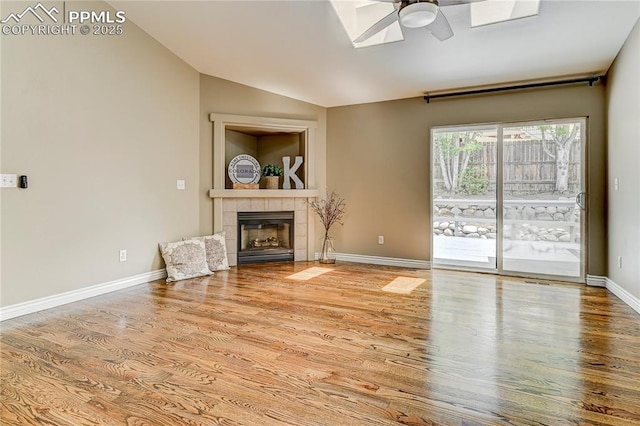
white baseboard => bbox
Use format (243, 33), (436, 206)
(315, 252), (431, 270)
(0, 269), (167, 321)
(586, 274), (639, 314)
(4, 265), (635, 322)
(586, 274), (607, 287)
(606, 277), (640, 315)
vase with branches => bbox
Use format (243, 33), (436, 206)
(308, 190), (346, 264)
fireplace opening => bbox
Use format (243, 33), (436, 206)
(237, 211), (294, 265)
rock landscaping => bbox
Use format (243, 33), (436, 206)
(433, 200), (581, 243)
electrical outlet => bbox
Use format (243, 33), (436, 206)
(618, 256), (623, 269)
(1, 174), (17, 188)
(119, 249), (127, 262)
(378, 235), (384, 245)
(176, 179), (185, 190)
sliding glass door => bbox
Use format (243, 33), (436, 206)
(432, 119), (586, 281)
(500, 119), (585, 279)
(432, 125), (498, 270)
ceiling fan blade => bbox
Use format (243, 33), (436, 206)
(353, 10), (399, 43)
(426, 9), (453, 41)
(438, 0), (486, 6)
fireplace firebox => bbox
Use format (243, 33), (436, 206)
(237, 211), (294, 265)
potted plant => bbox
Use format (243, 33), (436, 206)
(309, 190), (346, 264)
(262, 164), (283, 189)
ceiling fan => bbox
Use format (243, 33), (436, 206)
(354, 0), (484, 43)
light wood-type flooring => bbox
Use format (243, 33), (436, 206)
(1, 262), (639, 425)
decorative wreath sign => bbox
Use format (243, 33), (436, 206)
(228, 154), (261, 184)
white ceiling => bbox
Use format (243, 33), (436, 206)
(109, 0), (640, 107)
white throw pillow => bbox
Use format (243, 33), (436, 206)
(159, 239), (213, 282)
(186, 232), (231, 271)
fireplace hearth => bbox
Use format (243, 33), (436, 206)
(237, 211), (294, 265)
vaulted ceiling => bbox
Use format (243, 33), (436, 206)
(110, 0), (640, 107)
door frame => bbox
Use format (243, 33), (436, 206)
(430, 117), (588, 283)
(496, 117), (587, 283)
(430, 123), (499, 272)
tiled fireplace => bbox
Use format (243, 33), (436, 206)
(221, 197), (311, 266)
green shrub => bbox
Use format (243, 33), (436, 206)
(459, 166), (489, 195)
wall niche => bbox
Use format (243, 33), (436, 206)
(225, 126), (306, 189)
(209, 113), (318, 192)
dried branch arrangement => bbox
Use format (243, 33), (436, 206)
(309, 190), (346, 233)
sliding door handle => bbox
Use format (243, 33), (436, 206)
(576, 192), (586, 210)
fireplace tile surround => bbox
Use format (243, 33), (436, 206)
(222, 197), (311, 266)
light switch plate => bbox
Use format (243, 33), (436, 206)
(177, 179), (185, 190)
(1, 174), (17, 188)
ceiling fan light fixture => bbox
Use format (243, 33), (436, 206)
(399, 2), (439, 28)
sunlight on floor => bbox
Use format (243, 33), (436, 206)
(382, 277), (426, 294)
(286, 267), (334, 281)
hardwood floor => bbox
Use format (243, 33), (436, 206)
(1, 262), (639, 425)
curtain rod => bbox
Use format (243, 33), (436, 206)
(423, 76), (603, 103)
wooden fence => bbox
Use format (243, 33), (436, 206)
(433, 140), (581, 195)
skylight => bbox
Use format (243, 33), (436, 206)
(470, 0), (540, 27)
(330, 0), (404, 48)
(331, 0), (540, 48)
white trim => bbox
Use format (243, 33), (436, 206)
(3, 266), (636, 325)
(0, 269), (167, 321)
(315, 252), (431, 269)
(209, 189), (319, 199)
(586, 274), (607, 287)
(587, 275), (639, 314)
(606, 278), (640, 315)
(209, 113), (318, 130)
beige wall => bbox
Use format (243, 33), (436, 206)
(1, 0), (629, 311)
(327, 85), (607, 275)
(0, 1), (200, 307)
(606, 19), (640, 298)
(199, 75), (327, 235)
